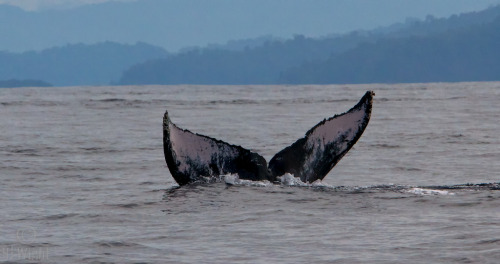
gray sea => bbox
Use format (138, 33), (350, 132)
(1, 83), (499, 263)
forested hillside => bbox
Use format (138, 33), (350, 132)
(119, 5), (500, 85)
(281, 17), (500, 83)
(118, 34), (371, 84)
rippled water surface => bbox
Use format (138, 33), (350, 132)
(1, 83), (499, 263)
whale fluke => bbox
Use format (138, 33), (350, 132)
(163, 91), (374, 186)
(163, 112), (271, 185)
(269, 91), (374, 183)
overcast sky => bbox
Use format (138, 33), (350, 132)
(1, 0), (500, 13)
(0, 0), (134, 10)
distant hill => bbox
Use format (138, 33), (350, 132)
(118, 34), (373, 85)
(281, 16), (500, 84)
(120, 5), (500, 85)
(0, 42), (168, 86)
(0, 79), (52, 88)
(372, 4), (500, 38)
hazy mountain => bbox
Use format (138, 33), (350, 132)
(281, 16), (500, 83)
(202, 35), (282, 52)
(1, 0), (499, 52)
(0, 42), (168, 86)
(118, 33), (373, 85)
(120, 5), (500, 85)
(375, 4), (500, 38)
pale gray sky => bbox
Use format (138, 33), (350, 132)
(2, 0), (500, 12)
(0, 0), (135, 10)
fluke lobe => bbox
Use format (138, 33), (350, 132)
(163, 91), (374, 185)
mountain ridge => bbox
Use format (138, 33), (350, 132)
(119, 5), (500, 85)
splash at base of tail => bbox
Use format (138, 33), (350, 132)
(163, 91), (374, 186)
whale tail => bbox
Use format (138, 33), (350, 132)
(269, 91), (374, 183)
(163, 91), (374, 185)
(163, 112), (271, 185)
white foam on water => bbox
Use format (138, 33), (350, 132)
(279, 173), (296, 186)
(222, 173), (272, 187)
(407, 188), (455, 196)
(222, 173), (332, 188)
(223, 173), (239, 185)
(310, 179), (332, 187)
(277, 173), (333, 187)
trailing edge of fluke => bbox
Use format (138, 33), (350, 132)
(163, 91), (374, 185)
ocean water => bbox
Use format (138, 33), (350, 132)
(0, 83), (499, 263)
